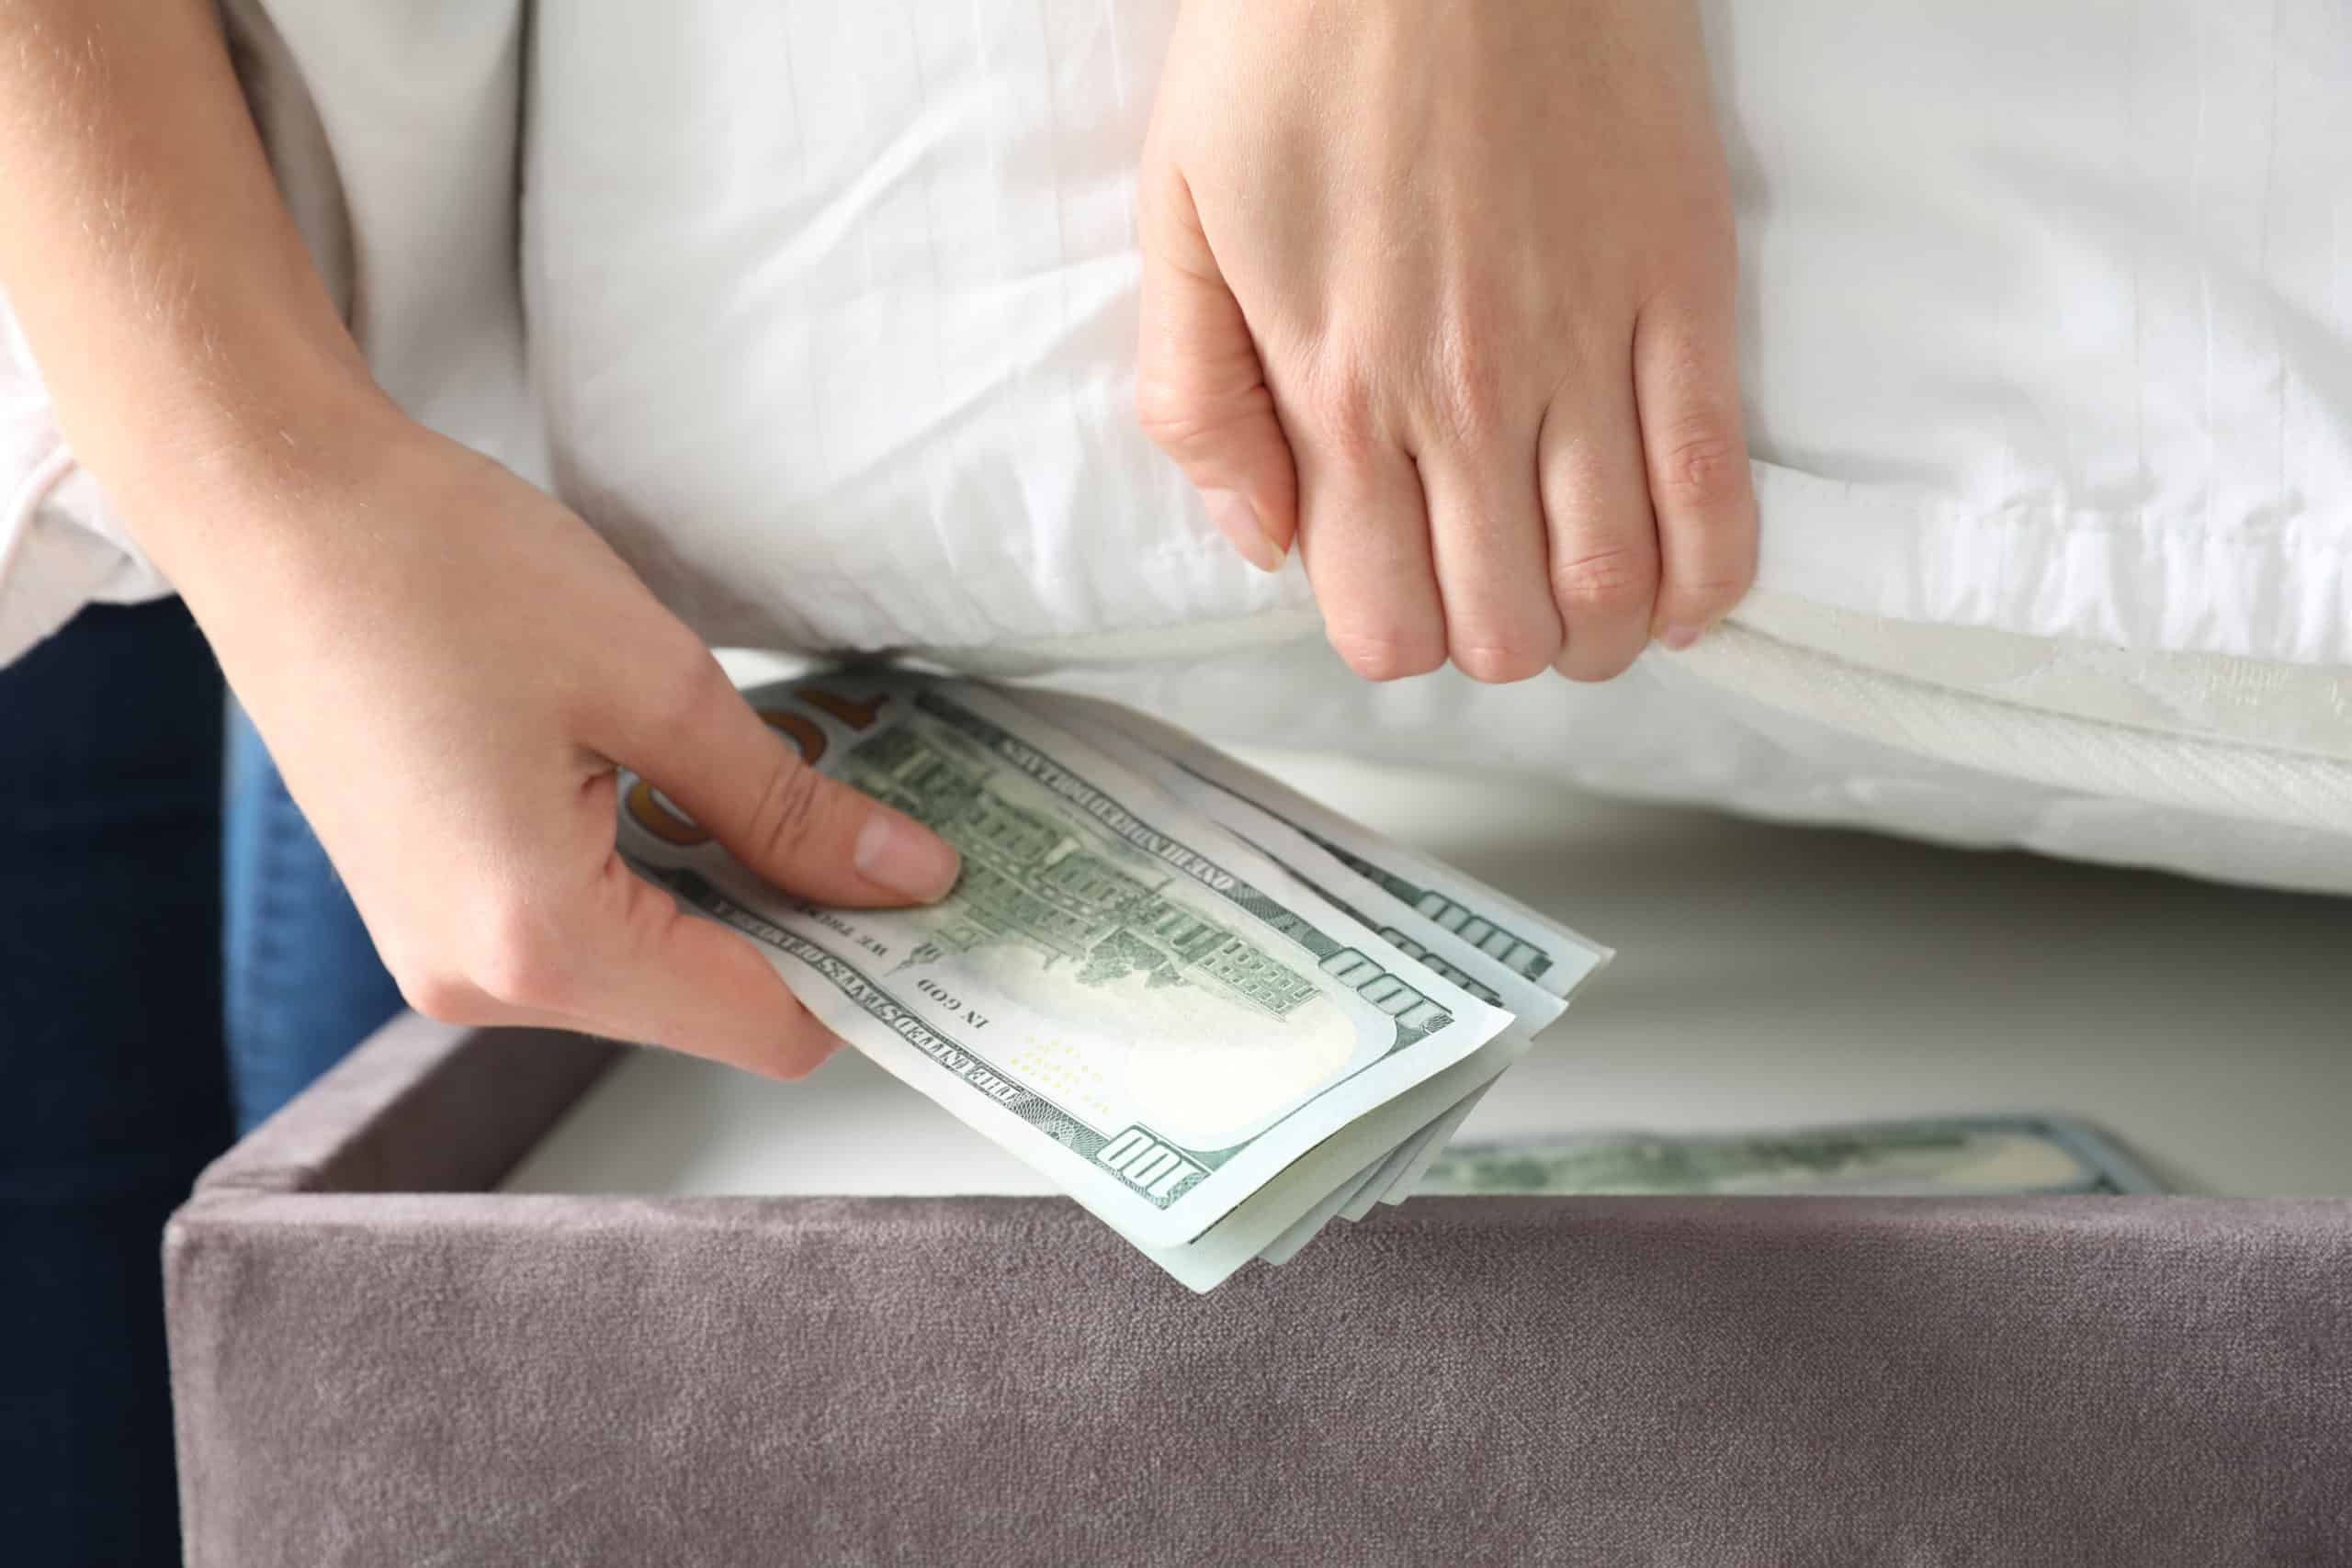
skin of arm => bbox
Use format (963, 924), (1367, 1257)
(0, 0), (959, 1077)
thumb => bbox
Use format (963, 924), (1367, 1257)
(639, 660), (962, 908)
(519, 656), (960, 1082)
(1135, 166), (1299, 572)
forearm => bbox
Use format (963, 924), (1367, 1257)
(0, 0), (391, 576)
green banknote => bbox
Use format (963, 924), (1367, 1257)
(616, 671), (1522, 1286)
(1414, 1114), (2165, 1198)
(1024, 692), (1604, 1000)
(1016, 689), (1612, 1231)
(1012, 690), (1612, 1247)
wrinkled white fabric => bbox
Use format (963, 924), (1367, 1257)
(0, 297), (173, 657)
(0, 1), (2346, 891)
(522, 0), (2352, 667)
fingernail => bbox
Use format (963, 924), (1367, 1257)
(1660, 624), (1703, 652)
(1201, 488), (1285, 573)
(854, 809), (961, 901)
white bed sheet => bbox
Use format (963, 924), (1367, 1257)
(505, 749), (2352, 1201)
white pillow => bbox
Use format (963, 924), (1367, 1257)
(519, 0), (2352, 668)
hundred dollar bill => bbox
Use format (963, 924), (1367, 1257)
(1135, 1030), (1533, 1289)
(1024, 685), (1604, 1222)
(1024, 693), (1606, 998)
(615, 671), (1515, 1279)
(1012, 691), (1608, 1242)
(1414, 1114), (2165, 1198)
(1014, 691), (1590, 1028)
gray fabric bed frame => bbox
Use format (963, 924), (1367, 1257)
(165, 1014), (2352, 1565)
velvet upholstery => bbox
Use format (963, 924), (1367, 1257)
(167, 1016), (2352, 1566)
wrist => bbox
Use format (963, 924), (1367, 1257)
(126, 389), (497, 691)
(94, 349), (414, 577)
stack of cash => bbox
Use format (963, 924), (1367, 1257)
(616, 670), (1607, 1292)
(1416, 1114), (2164, 1197)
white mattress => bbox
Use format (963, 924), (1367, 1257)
(506, 747), (2352, 1201)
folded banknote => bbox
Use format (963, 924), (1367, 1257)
(615, 669), (1607, 1290)
(1415, 1114), (2165, 1198)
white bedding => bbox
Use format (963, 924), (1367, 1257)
(4, 1), (2347, 891)
(521, 0), (2352, 669)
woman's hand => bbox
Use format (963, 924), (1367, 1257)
(166, 414), (961, 1078)
(1136, 0), (1757, 682)
(0, 0), (957, 1077)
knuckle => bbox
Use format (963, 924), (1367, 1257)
(1133, 375), (1272, 457)
(1133, 376), (1213, 451)
(1651, 419), (1747, 510)
(1132, 374), (1193, 450)
(1450, 636), (1553, 686)
(744, 752), (831, 869)
(1553, 546), (1659, 618)
(1556, 640), (1644, 685)
(639, 648), (738, 755)
(1329, 626), (1447, 683)
(1680, 567), (1758, 618)
(1297, 367), (1381, 465)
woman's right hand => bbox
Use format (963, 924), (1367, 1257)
(1, 0), (956, 1078)
(169, 412), (961, 1077)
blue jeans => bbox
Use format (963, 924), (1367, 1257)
(1, 601), (234, 1567)
(221, 701), (403, 1132)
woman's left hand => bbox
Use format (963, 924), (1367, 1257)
(1135, 0), (1757, 683)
